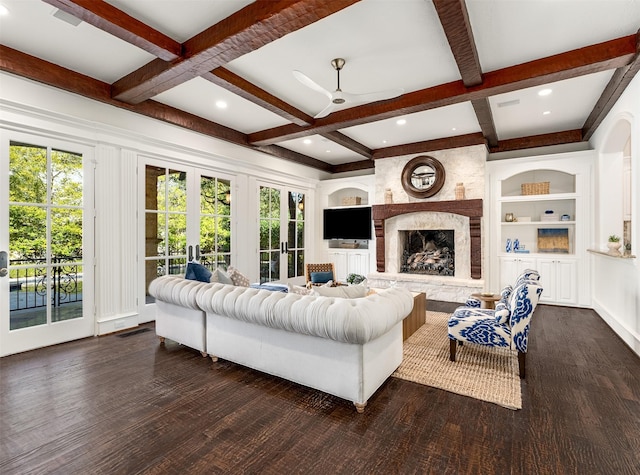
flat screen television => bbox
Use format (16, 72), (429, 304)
(323, 207), (372, 240)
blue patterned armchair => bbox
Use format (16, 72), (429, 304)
(448, 280), (543, 378)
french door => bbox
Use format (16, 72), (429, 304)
(138, 158), (232, 322)
(0, 133), (94, 356)
(258, 185), (306, 283)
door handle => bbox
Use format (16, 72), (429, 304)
(188, 245), (193, 262)
(0, 251), (7, 277)
(195, 245), (201, 261)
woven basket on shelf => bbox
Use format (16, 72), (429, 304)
(341, 196), (362, 206)
(521, 181), (549, 195)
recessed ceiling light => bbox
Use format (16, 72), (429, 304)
(396, 119), (406, 126)
(452, 127), (457, 131)
(543, 110), (551, 115)
(215, 100), (228, 109)
(303, 139), (312, 145)
(382, 140), (387, 144)
(0, 5), (9, 15)
(538, 89), (552, 97)
(325, 150), (331, 153)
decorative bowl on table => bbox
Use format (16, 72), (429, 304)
(481, 292), (494, 297)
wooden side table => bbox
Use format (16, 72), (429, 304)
(470, 293), (501, 309)
(403, 292), (426, 340)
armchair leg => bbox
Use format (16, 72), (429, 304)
(518, 351), (526, 379)
(449, 339), (457, 362)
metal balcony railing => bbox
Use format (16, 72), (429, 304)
(9, 256), (82, 311)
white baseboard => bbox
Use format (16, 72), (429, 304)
(592, 298), (640, 358)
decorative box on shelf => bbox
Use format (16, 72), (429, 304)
(341, 196), (362, 206)
(521, 181), (550, 195)
(339, 242), (360, 249)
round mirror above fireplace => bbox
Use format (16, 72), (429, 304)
(401, 155), (446, 199)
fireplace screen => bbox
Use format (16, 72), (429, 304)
(401, 230), (455, 276)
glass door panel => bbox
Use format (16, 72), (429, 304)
(1, 136), (93, 356)
(259, 186), (306, 283)
(199, 175), (231, 268)
(141, 163), (234, 315)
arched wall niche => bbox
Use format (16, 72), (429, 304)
(599, 115), (633, 253)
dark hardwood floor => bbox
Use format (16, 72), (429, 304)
(1, 303), (639, 474)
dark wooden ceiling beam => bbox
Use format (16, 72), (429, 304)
(582, 29), (640, 141)
(331, 160), (375, 174)
(489, 129), (583, 154)
(372, 133), (486, 160)
(111, 0), (361, 104)
(433, 0), (483, 87)
(42, 0), (182, 61)
(432, 0), (498, 147)
(319, 131), (373, 159)
(201, 68), (314, 126)
(254, 145), (332, 172)
(249, 34), (638, 146)
(471, 98), (499, 148)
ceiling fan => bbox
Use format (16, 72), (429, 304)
(293, 58), (404, 119)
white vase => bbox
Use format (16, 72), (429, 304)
(607, 242), (622, 255)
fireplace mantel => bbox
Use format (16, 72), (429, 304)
(372, 199), (483, 279)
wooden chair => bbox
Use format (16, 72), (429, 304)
(305, 263), (336, 287)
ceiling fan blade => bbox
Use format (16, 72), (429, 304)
(293, 70), (332, 100)
(345, 88), (405, 106)
(314, 101), (339, 119)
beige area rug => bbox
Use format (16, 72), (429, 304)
(392, 311), (522, 410)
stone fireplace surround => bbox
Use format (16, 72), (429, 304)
(367, 199), (484, 302)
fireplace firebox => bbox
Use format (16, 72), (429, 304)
(401, 230), (454, 276)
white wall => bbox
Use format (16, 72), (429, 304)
(1, 73), (323, 335)
(589, 73), (640, 357)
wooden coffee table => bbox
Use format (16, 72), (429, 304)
(403, 292), (426, 340)
(470, 293), (501, 309)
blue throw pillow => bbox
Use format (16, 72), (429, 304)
(310, 271), (333, 284)
(185, 262), (212, 283)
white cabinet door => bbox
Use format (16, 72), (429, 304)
(537, 258), (557, 302)
(328, 251), (348, 282)
(348, 252), (369, 277)
(555, 259), (577, 304)
(499, 256), (536, 289)
(536, 257), (577, 305)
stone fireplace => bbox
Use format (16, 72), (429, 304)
(367, 199), (484, 302)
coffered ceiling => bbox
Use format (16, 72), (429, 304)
(1, 0), (639, 173)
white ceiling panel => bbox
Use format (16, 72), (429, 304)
(490, 71), (615, 140)
(152, 77), (290, 134)
(104, 0), (255, 43)
(0, 0), (154, 83)
(225, 0), (461, 118)
(341, 102), (481, 149)
(278, 134), (368, 165)
(467, 0), (640, 72)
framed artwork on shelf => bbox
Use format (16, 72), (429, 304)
(537, 228), (569, 253)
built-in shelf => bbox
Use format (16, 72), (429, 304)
(587, 249), (636, 259)
(502, 221), (576, 226)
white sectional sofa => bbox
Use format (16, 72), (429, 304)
(148, 275), (414, 412)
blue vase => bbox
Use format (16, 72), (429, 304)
(514, 239), (520, 251)
(506, 238), (512, 253)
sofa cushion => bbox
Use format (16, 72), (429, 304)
(310, 271), (334, 284)
(228, 266), (250, 287)
(312, 284), (367, 299)
(185, 262), (212, 283)
(210, 267), (233, 285)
